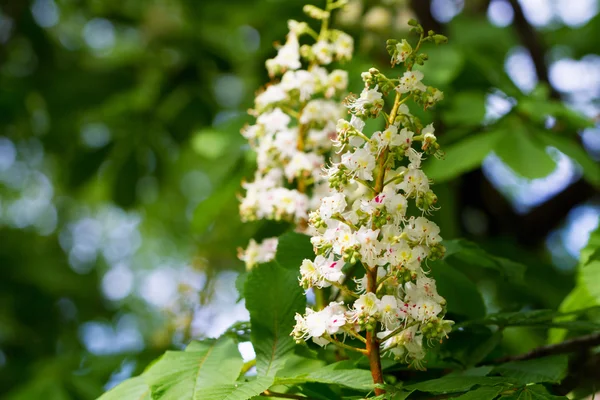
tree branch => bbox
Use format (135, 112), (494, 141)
(492, 332), (600, 364)
(507, 0), (560, 99)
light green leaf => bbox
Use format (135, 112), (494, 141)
(418, 45), (465, 86)
(144, 337), (243, 400)
(245, 262), (305, 376)
(553, 219), (600, 342)
(442, 91), (486, 126)
(537, 131), (600, 187)
(495, 127), (556, 180)
(275, 232), (314, 270)
(424, 130), (502, 183)
(275, 361), (373, 391)
(493, 355), (568, 384)
(98, 376), (150, 400)
(451, 385), (505, 399)
(198, 377), (273, 400)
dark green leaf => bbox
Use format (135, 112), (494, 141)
(493, 355), (568, 384)
(404, 376), (512, 394)
(451, 385), (505, 399)
(443, 239), (526, 283)
(430, 261), (486, 319)
(275, 232), (314, 270)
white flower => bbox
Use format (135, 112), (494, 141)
(355, 226), (381, 267)
(319, 192), (347, 221)
(327, 70), (349, 97)
(257, 108), (291, 134)
(396, 70), (427, 94)
(238, 237), (278, 270)
(267, 33), (301, 74)
(399, 168), (430, 196)
(292, 302), (348, 346)
(332, 223), (358, 255)
(422, 123), (436, 141)
(341, 147), (377, 181)
(255, 84), (287, 110)
(333, 32), (353, 61)
(394, 39), (412, 64)
(378, 295), (406, 330)
(313, 40), (334, 65)
(349, 292), (379, 322)
(405, 216), (441, 245)
(347, 86), (383, 115)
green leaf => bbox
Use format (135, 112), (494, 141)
(451, 385), (505, 399)
(537, 131), (600, 187)
(98, 376), (150, 400)
(404, 376), (512, 394)
(235, 272), (248, 302)
(430, 261), (486, 319)
(495, 126), (556, 180)
(443, 240), (526, 283)
(191, 177), (241, 234)
(198, 377), (273, 400)
(144, 337), (243, 400)
(275, 232), (314, 270)
(499, 385), (567, 399)
(424, 130), (502, 183)
(493, 355), (568, 384)
(442, 91), (486, 126)
(554, 219), (600, 342)
(245, 262), (305, 376)
(275, 361), (374, 391)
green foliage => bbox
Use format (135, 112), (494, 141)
(275, 232), (314, 270)
(493, 355), (568, 384)
(98, 377), (150, 400)
(244, 262), (306, 376)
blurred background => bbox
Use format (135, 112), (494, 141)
(0, 0), (599, 398)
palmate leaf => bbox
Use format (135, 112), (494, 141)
(98, 376), (150, 400)
(275, 361), (374, 391)
(498, 385), (567, 399)
(424, 130), (503, 183)
(144, 337), (244, 400)
(275, 232), (314, 270)
(403, 376), (513, 395)
(429, 260), (486, 319)
(451, 385), (505, 399)
(244, 262), (306, 377)
(198, 377), (274, 400)
(443, 239), (526, 283)
(495, 124), (556, 180)
(493, 355), (568, 384)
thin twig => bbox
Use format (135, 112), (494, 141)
(492, 332), (600, 364)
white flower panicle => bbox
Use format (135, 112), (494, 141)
(292, 24), (453, 370)
(239, 1), (354, 268)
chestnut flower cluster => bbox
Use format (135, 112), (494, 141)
(292, 24), (453, 370)
(239, 1), (354, 270)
